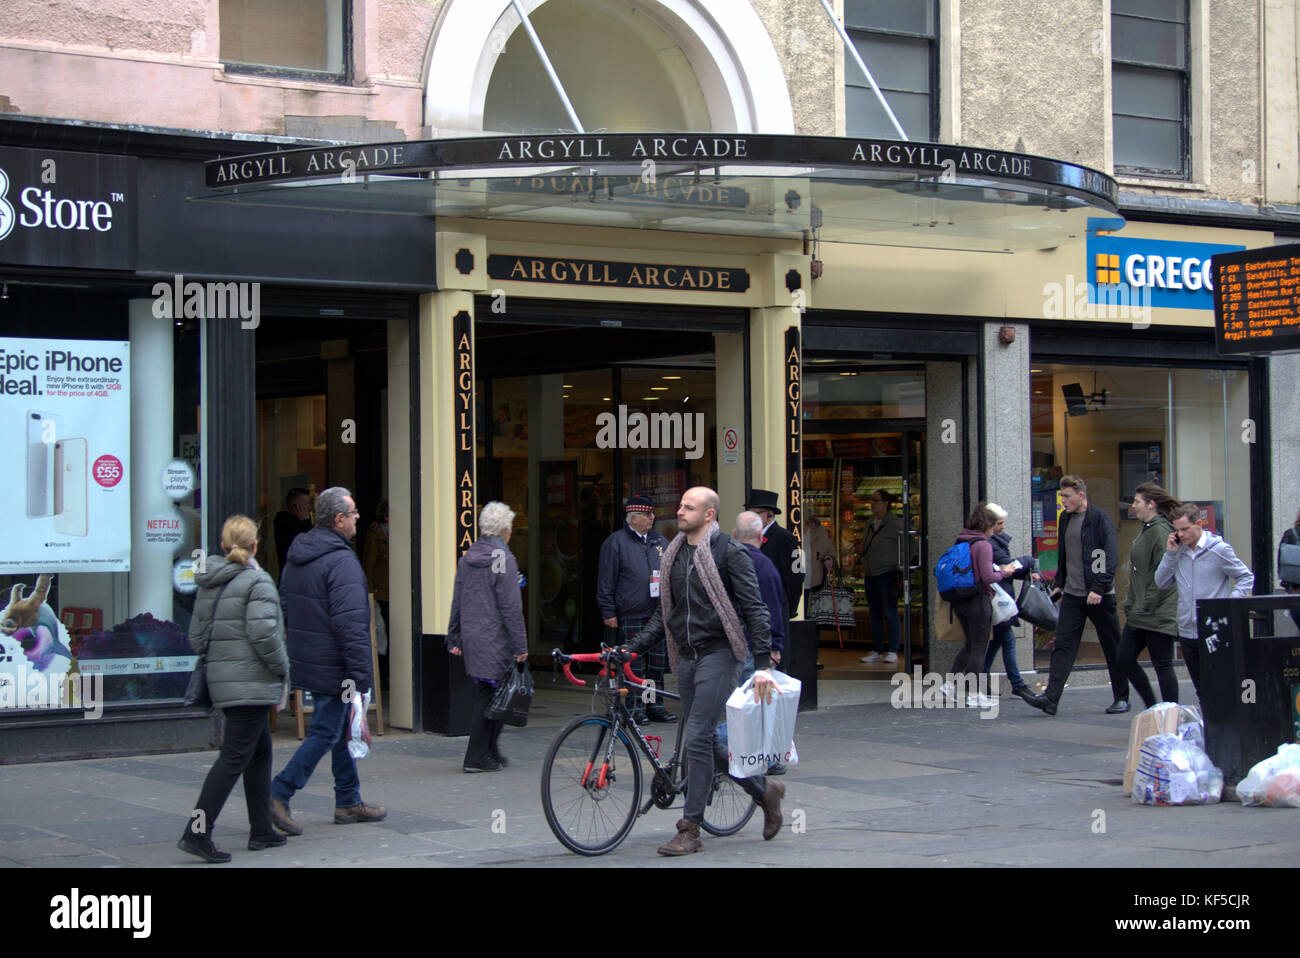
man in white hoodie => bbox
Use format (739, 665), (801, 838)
(1154, 503), (1254, 702)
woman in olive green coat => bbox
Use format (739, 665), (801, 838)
(179, 515), (290, 863)
(1116, 483), (1182, 707)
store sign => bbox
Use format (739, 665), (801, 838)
(486, 175), (750, 209)
(785, 328), (803, 562)
(204, 135), (1118, 211)
(0, 146), (137, 270)
(453, 311), (476, 557)
(1086, 235), (1244, 311)
(1212, 243), (1300, 354)
(1, 336), (132, 573)
(487, 254), (749, 293)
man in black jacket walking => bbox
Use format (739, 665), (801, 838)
(1024, 475), (1127, 716)
(626, 487), (785, 856)
(597, 495), (674, 724)
(269, 486), (386, 833)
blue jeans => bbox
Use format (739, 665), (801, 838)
(272, 691), (361, 809)
(865, 572), (900, 653)
(983, 621), (1026, 690)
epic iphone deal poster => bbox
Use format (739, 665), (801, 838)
(1, 336), (131, 573)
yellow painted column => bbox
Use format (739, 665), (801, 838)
(387, 319), (414, 728)
(419, 289), (477, 645)
(713, 331), (746, 518)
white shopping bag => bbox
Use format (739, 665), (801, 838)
(347, 691), (372, 759)
(725, 672), (801, 778)
(990, 583), (1017, 626)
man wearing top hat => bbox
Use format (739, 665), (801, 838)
(746, 489), (804, 632)
(596, 494), (676, 723)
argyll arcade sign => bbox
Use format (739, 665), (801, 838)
(204, 134), (1119, 212)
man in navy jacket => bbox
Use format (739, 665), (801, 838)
(597, 495), (673, 723)
(270, 486), (386, 833)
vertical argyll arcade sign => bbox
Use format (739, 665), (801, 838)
(453, 312), (475, 558)
(785, 327), (803, 565)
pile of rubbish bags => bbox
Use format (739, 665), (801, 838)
(1131, 703), (1223, 806)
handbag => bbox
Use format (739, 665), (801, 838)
(1279, 541), (1300, 586)
(807, 580), (855, 628)
(183, 574), (240, 710)
(990, 583), (1017, 626)
(484, 661), (535, 727)
(1015, 563), (1059, 632)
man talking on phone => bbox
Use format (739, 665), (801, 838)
(1154, 502), (1253, 703)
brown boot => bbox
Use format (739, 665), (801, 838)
(761, 781), (785, 840)
(269, 797), (303, 836)
(657, 819), (702, 856)
(334, 802), (388, 824)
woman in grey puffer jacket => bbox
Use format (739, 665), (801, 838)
(447, 501), (529, 773)
(179, 515), (290, 863)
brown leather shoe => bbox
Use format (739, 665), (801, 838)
(761, 781), (786, 840)
(269, 797), (303, 836)
(657, 819), (702, 856)
(334, 802), (388, 824)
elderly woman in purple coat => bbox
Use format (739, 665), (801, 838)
(447, 501), (529, 773)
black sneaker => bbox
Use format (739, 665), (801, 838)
(178, 833), (232, 863)
(463, 760), (504, 773)
(248, 832), (288, 850)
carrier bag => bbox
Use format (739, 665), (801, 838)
(725, 672), (802, 778)
(990, 583), (1018, 626)
(485, 662), (535, 728)
(1235, 743), (1300, 807)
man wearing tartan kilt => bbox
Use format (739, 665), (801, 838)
(597, 495), (676, 724)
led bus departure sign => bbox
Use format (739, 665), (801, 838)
(1213, 244), (1300, 355)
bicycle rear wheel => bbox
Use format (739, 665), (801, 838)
(541, 714), (643, 856)
(699, 772), (759, 836)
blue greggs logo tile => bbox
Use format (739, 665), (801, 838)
(1086, 235), (1244, 310)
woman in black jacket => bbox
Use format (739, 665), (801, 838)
(179, 515), (289, 863)
(982, 503), (1035, 701)
(1278, 508), (1300, 630)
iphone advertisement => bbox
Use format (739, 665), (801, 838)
(2, 336), (131, 573)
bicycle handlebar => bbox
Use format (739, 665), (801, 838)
(551, 647), (640, 688)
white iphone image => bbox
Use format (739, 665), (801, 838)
(26, 410), (60, 518)
(54, 438), (88, 537)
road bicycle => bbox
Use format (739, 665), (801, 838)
(541, 646), (757, 856)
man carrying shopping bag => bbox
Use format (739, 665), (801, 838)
(624, 487), (786, 857)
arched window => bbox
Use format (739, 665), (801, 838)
(425, 0), (794, 135)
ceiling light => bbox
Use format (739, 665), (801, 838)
(651, 386), (669, 391)
(662, 375), (682, 380)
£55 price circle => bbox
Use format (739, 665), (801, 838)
(93, 454), (123, 488)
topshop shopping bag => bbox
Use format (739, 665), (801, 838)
(725, 672), (802, 779)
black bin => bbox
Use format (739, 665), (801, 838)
(1197, 596), (1300, 788)
(785, 619), (819, 712)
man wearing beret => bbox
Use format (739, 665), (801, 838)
(596, 495), (676, 724)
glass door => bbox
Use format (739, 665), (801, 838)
(804, 424), (927, 674)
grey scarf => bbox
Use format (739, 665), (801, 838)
(657, 521), (749, 672)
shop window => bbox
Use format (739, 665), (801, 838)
(1111, 0), (1190, 178)
(803, 368), (925, 420)
(844, 0), (938, 140)
(2, 289), (205, 715)
(482, 0), (711, 133)
(220, 0), (349, 81)
(1029, 362), (1252, 670)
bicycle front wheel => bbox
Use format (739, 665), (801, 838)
(541, 714), (643, 856)
(700, 772), (759, 836)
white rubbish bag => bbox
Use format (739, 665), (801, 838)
(1235, 743), (1300, 807)
(725, 672), (801, 779)
(1131, 732), (1223, 806)
(347, 691), (372, 759)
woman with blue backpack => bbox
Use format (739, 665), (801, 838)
(938, 503), (1018, 707)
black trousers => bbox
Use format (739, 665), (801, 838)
(190, 704), (274, 839)
(464, 680), (505, 767)
(1116, 625), (1180, 706)
(950, 594), (993, 690)
(1044, 593), (1124, 705)
(1179, 638), (1203, 702)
